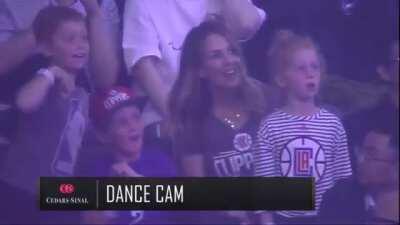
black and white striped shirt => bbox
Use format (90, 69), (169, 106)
(254, 108), (353, 218)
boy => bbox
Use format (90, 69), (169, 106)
(76, 86), (146, 178)
(75, 86), (181, 224)
(0, 6), (89, 224)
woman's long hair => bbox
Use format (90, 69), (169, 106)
(168, 20), (267, 152)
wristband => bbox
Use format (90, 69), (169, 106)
(37, 68), (55, 85)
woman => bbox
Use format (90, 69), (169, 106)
(169, 20), (275, 224)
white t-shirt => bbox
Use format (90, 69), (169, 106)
(254, 108), (353, 217)
(0, 0), (120, 42)
(123, 0), (266, 126)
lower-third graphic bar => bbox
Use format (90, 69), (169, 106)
(40, 177), (314, 211)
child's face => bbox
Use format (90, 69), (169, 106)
(200, 33), (243, 90)
(278, 48), (321, 101)
(108, 105), (144, 161)
(46, 20), (89, 72)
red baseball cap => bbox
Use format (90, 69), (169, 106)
(90, 86), (146, 128)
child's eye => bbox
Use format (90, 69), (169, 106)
(116, 119), (127, 128)
(208, 51), (223, 59)
(296, 65), (306, 72)
(311, 63), (320, 71)
(117, 121), (133, 131)
(63, 35), (74, 42)
(81, 35), (88, 41)
(130, 112), (141, 121)
(228, 47), (238, 55)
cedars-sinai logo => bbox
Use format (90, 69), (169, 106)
(59, 183), (75, 194)
(44, 182), (89, 206)
(41, 179), (92, 209)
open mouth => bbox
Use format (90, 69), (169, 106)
(128, 133), (142, 142)
(72, 53), (87, 59)
(306, 82), (316, 90)
(223, 67), (239, 78)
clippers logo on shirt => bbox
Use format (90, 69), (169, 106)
(280, 137), (326, 182)
(233, 133), (252, 152)
(214, 133), (254, 177)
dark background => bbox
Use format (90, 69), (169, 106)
(246, 0), (399, 82)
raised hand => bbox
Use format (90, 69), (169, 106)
(49, 66), (76, 99)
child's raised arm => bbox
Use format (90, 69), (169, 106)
(15, 68), (54, 113)
(15, 66), (75, 113)
(80, 0), (119, 89)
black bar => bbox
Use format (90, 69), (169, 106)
(40, 177), (314, 211)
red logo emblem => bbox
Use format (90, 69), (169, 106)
(295, 148), (312, 176)
(59, 183), (75, 194)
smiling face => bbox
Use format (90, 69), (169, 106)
(108, 105), (144, 161)
(277, 48), (321, 101)
(45, 20), (89, 73)
(200, 33), (244, 90)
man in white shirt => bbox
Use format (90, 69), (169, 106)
(123, 0), (266, 128)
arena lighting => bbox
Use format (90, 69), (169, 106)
(341, 0), (358, 16)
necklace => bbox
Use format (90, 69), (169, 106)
(223, 113), (242, 129)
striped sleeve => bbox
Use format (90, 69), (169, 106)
(253, 119), (276, 177)
(333, 120), (353, 180)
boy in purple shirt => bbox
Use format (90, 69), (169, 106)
(75, 86), (182, 224)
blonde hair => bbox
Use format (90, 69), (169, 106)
(168, 20), (267, 149)
(267, 29), (326, 81)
